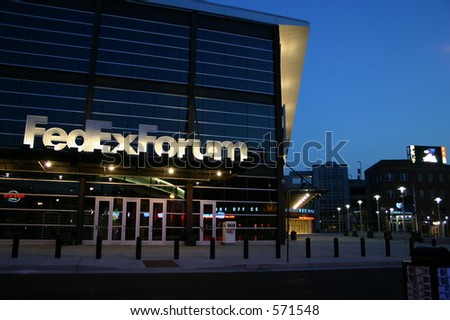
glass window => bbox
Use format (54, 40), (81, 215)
(92, 87), (188, 138)
(196, 28), (274, 94)
(386, 189), (395, 198)
(196, 97), (275, 143)
(0, 78), (87, 148)
(97, 14), (189, 83)
(0, 3), (94, 72)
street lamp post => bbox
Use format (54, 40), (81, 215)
(389, 208), (394, 232)
(286, 190), (291, 263)
(445, 216), (449, 237)
(337, 207), (341, 234)
(398, 186), (407, 241)
(345, 204), (350, 236)
(374, 195), (381, 238)
(435, 197), (442, 238)
(357, 200), (363, 236)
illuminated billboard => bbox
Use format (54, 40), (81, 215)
(408, 145), (447, 164)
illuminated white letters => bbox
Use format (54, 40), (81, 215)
(24, 115), (111, 152)
(23, 115), (248, 162)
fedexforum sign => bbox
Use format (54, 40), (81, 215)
(23, 115), (248, 162)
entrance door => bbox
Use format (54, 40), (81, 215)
(150, 200), (166, 242)
(201, 201), (221, 242)
(94, 197), (167, 244)
(111, 198), (123, 242)
(124, 199), (139, 242)
(95, 197), (139, 243)
(94, 197), (112, 242)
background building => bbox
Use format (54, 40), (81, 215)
(284, 170), (316, 234)
(365, 158), (450, 237)
(312, 162), (350, 233)
(285, 163), (351, 234)
(0, 0), (309, 244)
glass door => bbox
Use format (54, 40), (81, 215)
(139, 199), (150, 241)
(150, 200), (166, 242)
(201, 201), (218, 242)
(94, 197), (168, 244)
(94, 197), (112, 242)
(111, 198), (123, 242)
(124, 199), (139, 241)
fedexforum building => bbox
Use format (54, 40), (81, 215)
(0, 0), (309, 245)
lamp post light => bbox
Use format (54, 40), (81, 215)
(286, 189), (291, 263)
(337, 207), (342, 234)
(445, 216), (449, 237)
(374, 195), (381, 238)
(398, 186), (407, 241)
(357, 200), (363, 235)
(435, 197), (442, 238)
(345, 204), (350, 236)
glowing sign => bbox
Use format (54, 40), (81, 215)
(202, 212), (234, 219)
(3, 190), (25, 203)
(408, 145), (447, 164)
(23, 115), (248, 162)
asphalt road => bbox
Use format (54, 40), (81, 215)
(0, 267), (404, 300)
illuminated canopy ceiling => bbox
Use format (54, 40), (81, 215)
(279, 25), (309, 142)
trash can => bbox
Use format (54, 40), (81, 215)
(290, 231), (297, 241)
(403, 246), (450, 299)
(222, 221), (236, 245)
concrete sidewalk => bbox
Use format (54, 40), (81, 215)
(0, 234), (448, 274)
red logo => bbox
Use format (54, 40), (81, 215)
(3, 190), (25, 203)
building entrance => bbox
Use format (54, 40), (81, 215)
(94, 197), (138, 244)
(93, 197), (171, 244)
(200, 200), (222, 242)
(93, 197), (223, 245)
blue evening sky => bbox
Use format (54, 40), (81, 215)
(210, 0), (450, 176)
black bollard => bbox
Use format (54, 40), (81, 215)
(95, 235), (102, 259)
(409, 239), (415, 256)
(11, 233), (20, 258)
(136, 236), (142, 260)
(334, 237), (339, 258)
(360, 237), (366, 257)
(431, 238), (437, 247)
(55, 234), (62, 259)
(385, 238), (391, 257)
(174, 238), (180, 260)
(275, 238), (281, 259)
(306, 237), (311, 258)
(210, 237), (215, 260)
(243, 238), (249, 259)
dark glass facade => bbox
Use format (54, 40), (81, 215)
(0, 0), (308, 244)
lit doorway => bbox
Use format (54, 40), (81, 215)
(94, 197), (140, 243)
(150, 199), (166, 243)
(200, 200), (221, 242)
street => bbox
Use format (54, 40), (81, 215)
(0, 267), (403, 300)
